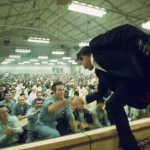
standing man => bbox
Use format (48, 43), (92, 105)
(76, 24), (150, 150)
(35, 81), (78, 140)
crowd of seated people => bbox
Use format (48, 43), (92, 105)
(0, 73), (150, 148)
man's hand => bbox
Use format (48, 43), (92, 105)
(35, 109), (41, 115)
(70, 96), (83, 107)
(80, 122), (88, 129)
(18, 115), (24, 120)
(3, 126), (13, 135)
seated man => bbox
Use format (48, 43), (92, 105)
(0, 93), (15, 115)
(25, 99), (43, 143)
(90, 98), (111, 128)
(35, 81), (78, 140)
(0, 105), (23, 147)
(31, 91), (44, 108)
(12, 96), (30, 120)
(73, 100), (95, 131)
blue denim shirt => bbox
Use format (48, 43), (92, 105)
(26, 108), (39, 131)
(0, 116), (23, 147)
(0, 100), (16, 115)
(37, 95), (74, 127)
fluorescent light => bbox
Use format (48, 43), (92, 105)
(142, 21), (150, 30)
(41, 62), (48, 64)
(1, 62), (8, 64)
(62, 57), (71, 60)
(57, 62), (63, 64)
(38, 56), (48, 59)
(30, 59), (38, 62)
(18, 62), (24, 65)
(3, 61), (11, 63)
(68, 1), (107, 17)
(79, 42), (89, 46)
(34, 63), (40, 65)
(68, 60), (75, 62)
(49, 63), (54, 65)
(28, 37), (50, 43)
(52, 51), (65, 55)
(5, 59), (15, 61)
(9, 55), (21, 58)
(72, 62), (78, 64)
(50, 59), (58, 62)
(15, 49), (31, 53)
(23, 61), (30, 64)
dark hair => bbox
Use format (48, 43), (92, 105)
(35, 99), (43, 103)
(52, 81), (64, 91)
(97, 98), (105, 104)
(20, 93), (25, 96)
(74, 91), (79, 96)
(0, 105), (6, 109)
(76, 46), (91, 61)
(36, 91), (41, 95)
(4, 92), (9, 96)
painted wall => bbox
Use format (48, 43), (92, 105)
(0, 65), (71, 75)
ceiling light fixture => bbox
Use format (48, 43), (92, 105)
(30, 59), (38, 62)
(72, 62), (78, 64)
(23, 61), (30, 64)
(34, 63), (40, 65)
(50, 59), (58, 62)
(9, 55), (21, 58)
(15, 49), (31, 53)
(62, 57), (71, 60)
(38, 56), (48, 59)
(52, 51), (65, 55)
(18, 62), (24, 65)
(68, 60), (75, 62)
(142, 21), (150, 30)
(28, 37), (50, 43)
(5, 59), (15, 61)
(79, 42), (89, 47)
(41, 62), (48, 64)
(57, 62), (63, 64)
(68, 1), (107, 17)
(49, 63), (54, 65)
(1, 62), (9, 65)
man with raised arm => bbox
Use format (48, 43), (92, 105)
(35, 81), (78, 139)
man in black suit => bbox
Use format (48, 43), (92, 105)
(76, 24), (150, 150)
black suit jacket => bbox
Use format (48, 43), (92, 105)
(86, 24), (150, 103)
(90, 24), (150, 79)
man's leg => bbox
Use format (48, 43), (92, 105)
(25, 131), (38, 143)
(35, 124), (60, 140)
(105, 83), (149, 150)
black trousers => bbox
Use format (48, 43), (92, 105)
(105, 80), (150, 150)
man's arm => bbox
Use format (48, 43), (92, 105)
(48, 99), (73, 112)
(69, 119), (78, 133)
(91, 111), (103, 128)
(90, 24), (148, 52)
(86, 78), (109, 104)
(104, 112), (111, 126)
(11, 117), (23, 134)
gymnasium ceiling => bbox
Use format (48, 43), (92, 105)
(0, 0), (150, 66)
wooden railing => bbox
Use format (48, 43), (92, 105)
(1, 118), (150, 150)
